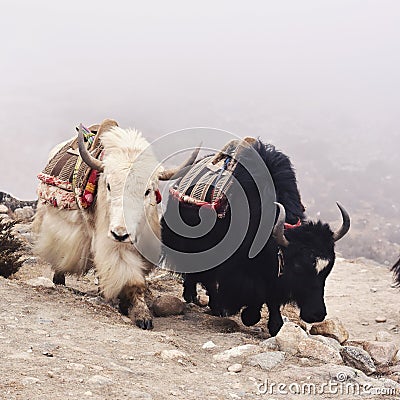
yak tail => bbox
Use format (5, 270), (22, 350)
(391, 257), (400, 286)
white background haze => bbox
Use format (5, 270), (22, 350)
(0, 0), (399, 261)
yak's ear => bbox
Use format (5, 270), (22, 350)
(90, 119), (119, 149)
(97, 119), (119, 136)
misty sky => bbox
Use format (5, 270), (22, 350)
(1, 0), (399, 200)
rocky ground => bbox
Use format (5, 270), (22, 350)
(1, 217), (400, 399)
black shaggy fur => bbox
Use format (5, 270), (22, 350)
(161, 139), (343, 336)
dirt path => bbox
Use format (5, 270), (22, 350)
(0, 254), (399, 400)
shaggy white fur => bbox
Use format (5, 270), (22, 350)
(33, 123), (162, 327)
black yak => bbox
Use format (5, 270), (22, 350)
(161, 138), (350, 336)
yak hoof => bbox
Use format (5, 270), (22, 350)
(241, 307), (261, 326)
(53, 272), (66, 285)
(135, 318), (153, 330)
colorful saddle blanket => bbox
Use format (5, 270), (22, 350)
(170, 137), (257, 218)
(37, 124), (103, 210)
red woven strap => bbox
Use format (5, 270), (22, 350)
(284, 219), (301, 230)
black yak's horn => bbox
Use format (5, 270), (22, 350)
(332, 202), (350, 242)
(78, 124), (104, 172)
(158, 143), (202, 181)
(273, 202), (290, 247)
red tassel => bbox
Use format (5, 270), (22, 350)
(155, 189), (162, 204)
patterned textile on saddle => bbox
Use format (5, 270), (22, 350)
(169, 137), (257, 218)
(37, 124), (103, 210)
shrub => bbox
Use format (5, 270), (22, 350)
(0, 218), (24, 278)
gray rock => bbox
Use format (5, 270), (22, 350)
(202, 341), (217, 350)
(227, 363), (242, 373)
(213, 344), (259, 362)
(259, 337), (279, 351)
(311, 334), (343, 351)
(160, 349), (187, 360)
(297, 338), (343, 364)
(26, 277), (55, 289)
(375, 316), (387, 323)
(87, 375), (113, 386)
(14, 206), (35, 220)
(152, 295), (185, 317)
(0, 204), (9, 214)
(340, 346), (377, 375)
(375, 330), (393, 342)
(247, 351), (285, 371)
(21, 377), (40, 385)
(362, 341), (398, 366)
(309, 318), (349, 344)
(67, 362), (85, 371)
(275, 322), (308, 355)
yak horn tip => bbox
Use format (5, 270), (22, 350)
(77, 124), (104, 172)
(333, 202), (350, 242)
(273, 202), (290, 248)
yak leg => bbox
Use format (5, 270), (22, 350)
(266, 301), (283, 336)
(202, 279), (220, 315)
(183, 273), (220, 313)
(53, 271), (66, 285)
(183, 274), (198, 304)
(241, 305), (262, 326)
(119, 285), (153, 330)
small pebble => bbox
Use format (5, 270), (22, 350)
(375, 316), (387, 323)
(375, 330), (393, 342)
(152, 295), (185, 317)
(160, 349), (187, 360)
(202, 341), (217, 350)
(228, 363), (242, 373)
(370, 288), (377, 293)
(197, 294), (209, 307)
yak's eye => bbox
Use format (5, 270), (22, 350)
(107, 183), (111, 191)
(144, 189), (151, 197)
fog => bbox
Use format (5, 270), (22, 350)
(1, 1), (399, 261)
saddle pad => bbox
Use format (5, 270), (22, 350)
(38, 125), (103, 209)
(170, 138), (256, 217)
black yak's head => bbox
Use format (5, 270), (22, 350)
(273, 202), (350, 323)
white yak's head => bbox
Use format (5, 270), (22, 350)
(78, 120), (199, 244)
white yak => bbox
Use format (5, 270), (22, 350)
(33, 119), (198, 329)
